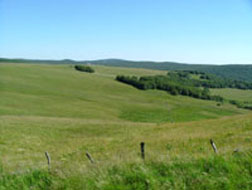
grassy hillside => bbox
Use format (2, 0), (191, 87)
(83, 59), (252, 82)
(211, 88), (252, 110)
(1, 64), (243, 123)
(211, 88), (252, 102)
(0, 63), (251, 189)
(2, 57), (252, 82)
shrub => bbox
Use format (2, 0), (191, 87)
(75, 65), (95, 73)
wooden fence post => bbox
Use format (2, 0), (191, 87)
(233, 148), (240, 153)
(86, 151), (94, 163)
(140, 142), (145, 160)
(210, 139), (218, 153)
(45, 151), (51, 170)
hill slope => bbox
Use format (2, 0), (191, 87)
(0, 63), (249, 167)
(0, 64), (245, 123)
(1, 57), (252, 82)
(0, 63), (251, 189)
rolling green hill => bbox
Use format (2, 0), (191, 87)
(82, 59), (252, 82)
(0, 63), (251, 189)
(211, 88), (252, 102)
(1, 57), (252, 82)
(211, 88), (252, 109)
(0, 64), (245, 123)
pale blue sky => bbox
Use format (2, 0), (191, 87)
(1, 0), (252, 64)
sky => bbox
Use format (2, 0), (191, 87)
(1, 0), (252, 64)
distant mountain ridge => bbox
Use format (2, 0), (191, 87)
(1, 57), (252, 82)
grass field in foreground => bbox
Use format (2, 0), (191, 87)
(0, 63), (251, 189)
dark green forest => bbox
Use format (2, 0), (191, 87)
(116, 71), (252, 110)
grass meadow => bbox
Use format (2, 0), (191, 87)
(0, 63), (251, 189)
(211, 88), (252, 102)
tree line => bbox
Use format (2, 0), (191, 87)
(171, 70), (252, 90)
(116, 75), (223, 102)
(229, 100), (252, 110)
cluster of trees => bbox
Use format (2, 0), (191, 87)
(75, 65), (95, 73)
(116, 75), (223, 102)
(229, 100), (252, 110)
(170, 71), (252, 90)
(116, 71), (252, 107)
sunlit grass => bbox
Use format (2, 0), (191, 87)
(0, 63), (251, 189)
(211, 88), (252, 102)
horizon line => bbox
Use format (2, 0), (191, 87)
(1, 57), (252, 66)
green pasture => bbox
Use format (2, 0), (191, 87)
(0, 63), (251, 189)
(211, 88), (252, 102)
